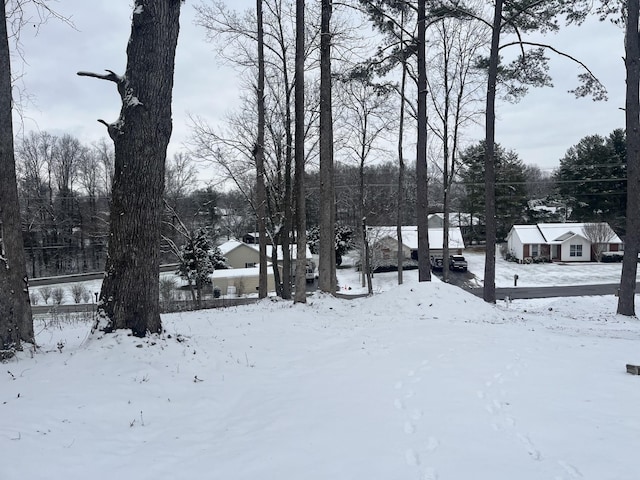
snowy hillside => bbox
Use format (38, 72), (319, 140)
(2, 277), (640, 480)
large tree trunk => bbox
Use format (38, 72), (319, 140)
(318, 0), (336, 294)
(256, 0), (268, 299)
(483, 0), (502, 304)
(416, 0), (431, 281)
(80, 0), (181, 336)
(0, 2), (34, 357)
(618, 0), (640, 316)
(294, 0), (307, 303)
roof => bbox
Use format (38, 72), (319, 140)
(368, 226), (465, 250)
(251, 244), (312, 260)
(508, 225), (546, 244)
(428, 213), (481, 227)
(510, 223), (622, 245)
(217, 239), (250, 255)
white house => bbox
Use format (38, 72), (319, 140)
(506, 222), (623, 263)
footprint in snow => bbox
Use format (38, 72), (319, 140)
(558, 460), (583, 478)
(394, 398), (404, 410)
(404, 421), (415, 434)
(517, 433), (542, 461)
(425, 436), (440, 452)
(421, 467), (439, 480)
(394, 381), (403, 390)
(405, 448), (420, 466)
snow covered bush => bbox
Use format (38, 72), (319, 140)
(39, 286), (52, 305)
(52, 287), (65, 305)
(70, 284), (87, 304)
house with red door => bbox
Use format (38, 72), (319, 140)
(505, 223), (623, 263)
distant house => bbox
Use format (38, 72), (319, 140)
(218, 240), (261, 269)
(506, 223), (623, 263)
(428, 213), (484, 245)
(368, 225), (465, 267)
(214, 240), (276, 294)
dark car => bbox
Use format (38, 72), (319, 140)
(430, 256), (444, 271)
(449, 255), (468, 272)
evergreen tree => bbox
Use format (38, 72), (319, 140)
(459, 142), (528, 241)
(554, 129), (626, 232)
(177, 228), (226, 308)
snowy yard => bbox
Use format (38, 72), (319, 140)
(3, 270), (640, 479)
(464, 250), (635, 288)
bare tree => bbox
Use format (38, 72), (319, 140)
(165, 152), (198, 210)
(0, 0), (33, 357)
(255, 0), (268, 299)
(336, 72), (396, 287)
(427, 13), (486, 283)
(318, 0), (336, 294)
(293, 0), (307, 303)
(617, 0), (640, 315)
(78, 0), (182, 336)
(93, 138), (114, 198)
(416, 0), (431, 282)
(583, 222), (616, 262)
(194, 0), (322, 299)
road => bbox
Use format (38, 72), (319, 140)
(433, 268), (624, 300)
(466, 284), (623, 300)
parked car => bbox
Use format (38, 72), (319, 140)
(449, 255), (468, 272)
(430, 256), (444, 271)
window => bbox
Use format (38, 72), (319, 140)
(531, 244), (539, 257)
(570, 244), (583, 257)
(245, 262), (257, 268)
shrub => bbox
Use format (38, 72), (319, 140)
(39, 286), (52, 305)
(601, 252), (623, 263)
(52, 287), (65, 305)
(81, 289), (92, 303)
(234, 277), (246, 297)
(70, 284), (87, 304)
(160, 277), (177, 303)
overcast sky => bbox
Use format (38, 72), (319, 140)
(12, 1), (627, 182)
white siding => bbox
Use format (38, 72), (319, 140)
(507, 231), (525, 261)
(560, 236), (591, 262)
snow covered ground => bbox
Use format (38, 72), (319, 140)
(3, 269), (640, 479)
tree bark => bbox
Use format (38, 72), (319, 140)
(256, 0), (268, 299)
(294, 0), (307, 303)
(416, 0), (431, 282)
(0, 1), (34, 357)
(318, 0), (336, 294)
(483, 0), (502, 304)
(80, 0), (181, 336)
(618, 0), (640, 316)
(397, 54), (407, 285)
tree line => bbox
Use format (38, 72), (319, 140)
(10, 125), (627, 278)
